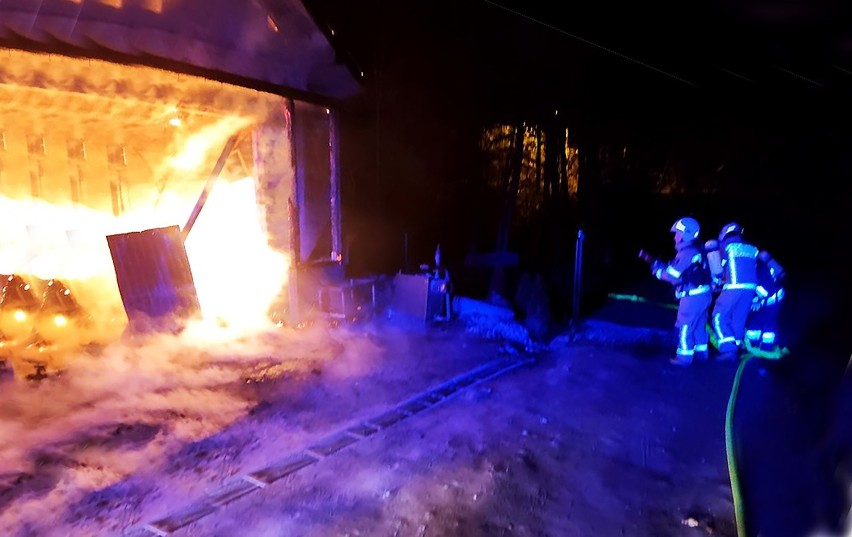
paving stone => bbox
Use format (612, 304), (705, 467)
(207, 479), (262, 507)
(306, 433), (359, 457)
(397, 397), (433, 415)
(470, 362), (504, 379)
(423, 392), (445, 403)
(247, 453), (319, 485)
(347, 423), (380, 437)
(123, 528), (159, 537)
(366, 408), (408, 428)
(452, 374), (478, 388)
(432, 383), (460, 398)
(148, 502), (217, 534)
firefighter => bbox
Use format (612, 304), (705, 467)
(650, 217), (713, 365)
(710, 222), (759, 359)
(744, 250), (786, 357)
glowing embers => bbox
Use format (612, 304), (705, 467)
(0, 275), (40, 345)
(0, 274), (92, 379)
(29, 0), (164, 16)
(65, 0), (124, 7)
(38, 279), (86, 343)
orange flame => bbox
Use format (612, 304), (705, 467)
(184, 177), (289, 331)
(0, 49), (293, 345)
(0, 182), (289, 337)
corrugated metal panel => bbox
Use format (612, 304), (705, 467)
(0, 0), (360, 99)
(293, 100), (333, 262)
(106, 225), (200, 326)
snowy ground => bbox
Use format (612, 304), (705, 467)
(0, 308), (849, 536)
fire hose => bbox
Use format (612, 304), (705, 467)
(607, 292), (679, 311)
(606, 250), (682, 311)
(726, 354), (752, 537)
(725, 348), (789, 537)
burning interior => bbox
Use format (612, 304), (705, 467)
(0, 49), (341, 378)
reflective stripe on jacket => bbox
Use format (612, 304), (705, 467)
(721, 240), (759, 290)
(655, 240), (712, 299)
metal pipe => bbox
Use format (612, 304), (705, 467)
(329, 108), (342, 261)
(287, 196), (301, 325)
(572, 228), (584, 322)
(403, 232), (409, 273)
(181, 133), (239, 240)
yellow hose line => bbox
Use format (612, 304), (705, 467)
(726, 355), (752, 537)
(606, 293), (678, 310)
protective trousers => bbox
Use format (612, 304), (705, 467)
(745, 302), (782, 352)
(712, 288), (755, 353)
(675, 292), (712, 361)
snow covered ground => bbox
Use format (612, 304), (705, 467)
(0, 308), (849, 537)
(0, 317), (520, 536)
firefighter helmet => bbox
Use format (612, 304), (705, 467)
(670, 217), (700, 241)
(719, 222), (744, 242)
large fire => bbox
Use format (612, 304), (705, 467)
(0, 49), (294, 374)
(184, 177), (289, 331)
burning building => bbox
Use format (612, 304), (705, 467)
(0, 0), (359, 377)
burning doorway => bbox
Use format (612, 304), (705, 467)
(0, 49), (333, 377)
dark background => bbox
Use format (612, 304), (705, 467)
(299, 3), (852, 534)
(305, 0), (852, 337)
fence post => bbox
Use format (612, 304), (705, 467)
(571, 228), (585, 327)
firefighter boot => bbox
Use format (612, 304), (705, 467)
(716, 350), (738, 362)
(669, 354), (693, 367)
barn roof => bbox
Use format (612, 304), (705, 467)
(0, 0), (361, 101)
